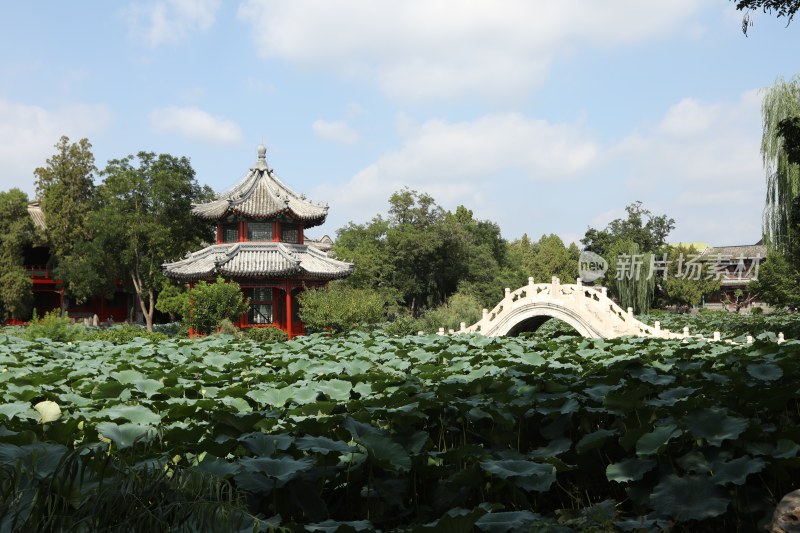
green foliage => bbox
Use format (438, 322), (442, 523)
(0, 268), (33, 321)
(734, 0), (800, 34)
(216, 318), (241, 337)
(417, 291), (482, 332)
(581, 201), (675, 257)
(762, 75), (800, 254)
(659, 244), (721, 311)
(298, 282), (385, 333)
(0, 444), (259, 531)
(83, 323), (168, 343)
(81, 151), (215, 330)
(182, 278), (249, 335)
(1, 324), (800, 529)
(244, 326), (288, 343)
(21, 309), (85, 342)
(603, 240), (655, 314)
(334, 189), (512, 313)
(155, 280), (188, 322)
(0, 189), (35, 320)
(749, 252), (800, 308)
(33, 136), (96, 266)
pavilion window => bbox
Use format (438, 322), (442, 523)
(248, 287), (273, 324)
(281, 223), (299, 243)
(222, 223), (239, 243)
(247, 222), (272, 241)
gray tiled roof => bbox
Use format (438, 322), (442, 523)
(699, 243), (766, 259)
(163, 242), (353, 281)
(192, 145), (328, 227)
(27, 202), (45, 230)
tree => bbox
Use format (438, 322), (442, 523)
(298, 282), (386, 333)
(762, 75), (800, 254)
(749, 252), (800, 308)
(581, 201), (674, 257)
(601, 240), (655, 315)
(530, 234), (580, 284)
(33, 137), (96, 299)
(88, 152), (214, 330)
(334, 189), (513, 314)
(155, 279), (188, 322)
(732, 0), (800, 34)
(182, 278), (249, 335)
(0, 189), (35, 320)
(659, 245), (720, 311)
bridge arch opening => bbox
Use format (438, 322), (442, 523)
(506, 315), (582, 338)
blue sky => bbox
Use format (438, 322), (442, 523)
(1, 1), (797, 246)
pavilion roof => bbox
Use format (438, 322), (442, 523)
(163, 242), (353, 281)
(192, 145), (328, 227)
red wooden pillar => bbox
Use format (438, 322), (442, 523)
(239, 221), (245, 242)
(285, 280), (293, 340)
(188, 281), (195, 338)
(298, 225), (304, 244)
(216, 225), (222, 244)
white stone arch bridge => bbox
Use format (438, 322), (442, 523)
(457, 277), (689, 340)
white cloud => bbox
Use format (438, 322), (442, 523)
(0, 99), (113, 195)
(314, 112), (597, 227)
(124, 0), (220, 46)
(149, 106), (243, 143)
(312, 119), (360, 144)
(612, 90), (765, 244)
(238, 0), (711, 101)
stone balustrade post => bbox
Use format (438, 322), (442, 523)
(779, 332), (785, 344)
(746, 335), (753, 344)
(460, 321), (466, 332)
(713, 331), (721, 341)
(504, 288), (510, 299)
(600, 287), (607, 298)
(627, 307), (633, 319)
(482, 308), (488, 320)
(438, 327), (445, 335)
(654, 321), (660, 333)
(683, 326), (689, 337)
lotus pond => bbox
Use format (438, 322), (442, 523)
(0, 327), (799, 531)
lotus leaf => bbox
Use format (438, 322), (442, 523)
(683, 408), (749, 446)
(649, 474), (730, 521)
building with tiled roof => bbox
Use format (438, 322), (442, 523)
(698, 240), (766, 310)
(164, 145), (353, 337)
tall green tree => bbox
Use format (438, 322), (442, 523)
(334, 189), (513, 314)
(581, 201), (674, 257)
(762, 75), (800, 254)
(0, 189), (34, 320)
(85, 152), (214, 331)
(659, 245), (720, 311)
(33, 136), (96, 285)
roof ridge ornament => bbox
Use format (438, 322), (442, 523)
(254, 144), (268, 171)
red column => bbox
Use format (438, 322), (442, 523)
(273, 222), (280, 242)
(285, 281), (293, 340)
(216, 225), (222, 244)
(298, 225), (304, 244)
(239, 221), (245, 242)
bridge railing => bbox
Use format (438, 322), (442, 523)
(455, 277), (738, 341)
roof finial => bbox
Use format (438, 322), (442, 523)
(255, 144), (268, 170)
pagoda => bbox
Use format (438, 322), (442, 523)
(163, 145), (353, 338)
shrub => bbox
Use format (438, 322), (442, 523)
(298, 283), (386, 333)
(216, 318), (242, 337)
(382, 313), (421, 336)
(153, 322), (186, 337)
(418, 291), (482, 333)
(22, 310), (86, 342)
(244, 326), (288, 343)
(182, 278), (249, 335)
(84, 324), (168, 343)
